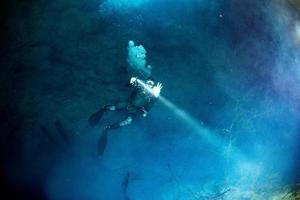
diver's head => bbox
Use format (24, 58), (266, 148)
(146, 80), (154, 88)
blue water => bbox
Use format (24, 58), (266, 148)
(1, 0), (300, 199)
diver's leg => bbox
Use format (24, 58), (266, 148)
(114, 102), (129, 111)
(97, 126), (109, 156)
(97, 115), (133, 156)
(88, 102), (130, 127)
(107, 115), (133, 130)
(88, 104), (118, 126)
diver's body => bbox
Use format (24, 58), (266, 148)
(88, 77), (162, 155)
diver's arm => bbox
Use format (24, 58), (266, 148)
(130, 77), (163, 97)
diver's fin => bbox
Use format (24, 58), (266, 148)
(88, 109), (105, 127)
(97, 129), (109, 156)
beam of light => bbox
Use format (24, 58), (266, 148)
(159, 95), (249, 162)
(133, 79), (248, 173)
(134, 78), (243, 158)
(158, 95), (223, 147)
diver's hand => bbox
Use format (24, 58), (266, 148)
(152, 82), (163, 97)
(130, 77), (138, 85)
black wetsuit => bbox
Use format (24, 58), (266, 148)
(88, 80), (157, 155)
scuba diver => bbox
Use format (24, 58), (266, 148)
(88, 77), (163, 155)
